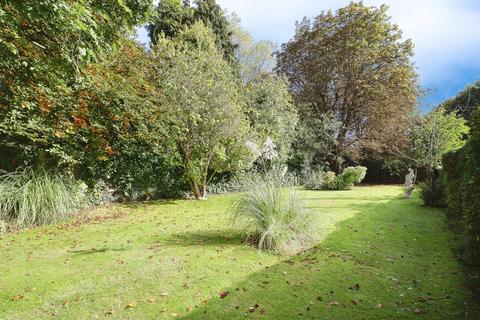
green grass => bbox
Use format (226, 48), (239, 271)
(0, 186), (478, 319)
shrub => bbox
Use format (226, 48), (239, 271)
(304, 166), (367, 190)
(207, 171), (263, 195)
(0, 168), (92, 228)
(208, 168), (300, 195)
(340, 166), (367, 185)
(418, 176), (447, 208)
(303, 171), (325, 190)
(304, 171), (336, 190)
(232, 170), (318, 254)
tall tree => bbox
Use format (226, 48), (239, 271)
(148, 0), (237, 63)
(194, 0), (236, 63)
(153, 22), (251, 199)
(228, 13), (276, 84)
(0, 0), (153, 169)
(245, 76), (298, 162)
(276, 2), (418, 172)
(147, 0), (193, 45)
(441, 80), (480, 123)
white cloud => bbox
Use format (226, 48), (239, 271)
(217, 0), (480, 85)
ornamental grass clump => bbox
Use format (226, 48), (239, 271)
(0, 168), (92, 228)
(232, 169), (318, 254)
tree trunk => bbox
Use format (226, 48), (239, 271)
(188, 180), (201, 199)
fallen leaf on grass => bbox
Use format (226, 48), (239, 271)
(348, 284), (360, 290)
(219, 291), (229, 298)
(125, 303), (136, 309)
(10, 295), (23, 301)
(413, 307), (426, 314)
(105, 310), (114, 315)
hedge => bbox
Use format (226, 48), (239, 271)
(443, 111), (480, 266)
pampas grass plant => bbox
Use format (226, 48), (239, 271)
(231, 168), (318, 254)
(0, 168), (91, 228)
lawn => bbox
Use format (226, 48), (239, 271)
(0, 186), (478, 319)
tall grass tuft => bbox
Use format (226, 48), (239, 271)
(0, 168), (91, 228)
(231, 169), (318, 254)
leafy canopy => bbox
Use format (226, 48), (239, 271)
(153, 22), (251, 199)
(276, 2), (418, 171)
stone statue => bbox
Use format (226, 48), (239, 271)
(404, 168), (416, 198)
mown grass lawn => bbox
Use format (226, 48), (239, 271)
(0, 186), (478, 319)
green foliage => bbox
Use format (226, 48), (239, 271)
(340, 166), (368, 185)
(0, 0), (153, 169)
(231, 169), (318, 254)
(441, 80), (480, 124)
(153, 22), (251, 199)
(245, 76), (298, 162)
(443, 110), (480, 266)
(193, 0), (237, 64)
(410, 107), (469, 207)
(305, 166), (367, 191)
(304, 171), (335, 190)
(0, 168), (92, 228)
(73, 39), (183, 200)
(288, 114), (340, 175)
(228, 13), (276, 84)
(418, 177), (447, 208)
(148, 0), (236, 63)
(277, 2), (418, 170)
(411, 107), (469, 172)
(148, 0), (194, 43)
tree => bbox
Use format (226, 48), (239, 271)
(276, 2), (418, 172)
(0, 0), (153, 169)
(228, 13), (276, 84)
(147, 0), (194, 44)
(148, 0), (237, 64)
(441, 80), (480, 124)
(193, 0), (237, 64)
(410, 107), (469, 182)
(75, 39), (179, 199)
(245, 76), (298, 162)
(288, 115), (340, 174)
(408, 107), (469, 206)
(153, 22), (251, 199)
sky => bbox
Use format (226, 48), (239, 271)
(137, 0), (480, 110)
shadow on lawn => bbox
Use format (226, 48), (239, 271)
(122, 199), (178, 210)
(159, 230), (244, 247)
(177, 193), (478, 320)
(68, 247), (127, 255)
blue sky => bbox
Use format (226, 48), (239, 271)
(138, 0), (480, 110)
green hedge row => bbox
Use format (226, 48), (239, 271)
(443, 111), (480, 266)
